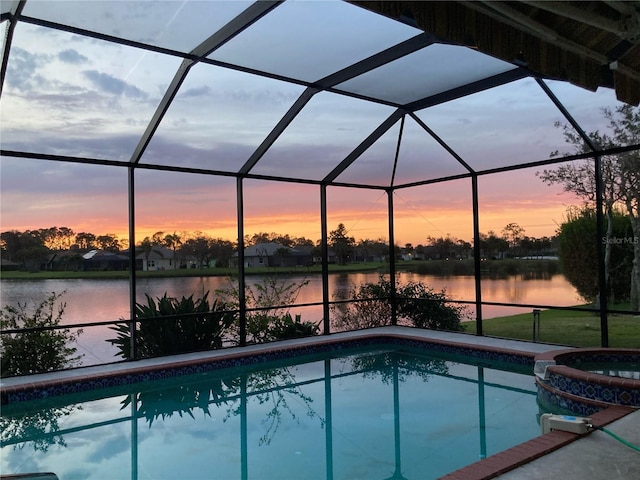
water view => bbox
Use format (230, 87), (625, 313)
(0, 272), (580, 366)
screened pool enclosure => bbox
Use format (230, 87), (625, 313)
(1, 0), (640, 366)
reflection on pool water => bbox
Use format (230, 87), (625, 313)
(0, 348), (543, 480)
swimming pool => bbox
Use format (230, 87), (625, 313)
(1, 342), (542, 480)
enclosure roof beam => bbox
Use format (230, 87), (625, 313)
(239, 32), (437, 175)
(315, 32), (437, 89)
(521, 0), (639, 38)
(129, 1), (282, 164)
(323, 109), (405, 184)
(238, 87), (319, 175)
(408, 112), (475, 174)
(0, 0), (25, 96)
(404, 68), (530, 112)
(469, 1), (610, 64)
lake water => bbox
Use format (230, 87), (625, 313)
(0, 272), (580, 366)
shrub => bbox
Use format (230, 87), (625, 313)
(558, 208), (633, 303)
(108, 292), (236, 360)
(331, 275), (467, 332)
(267, 313), (320, 340)
(331, 280), (394, 331)
(217, 275), (317, 343)
(0, 292), (82, 377)
(395, 281), (467, 331)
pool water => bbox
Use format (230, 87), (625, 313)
(1, 348), (542, 479)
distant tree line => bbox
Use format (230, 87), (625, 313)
(0, 228), (125, 271)
(1, 221), (558, 273)
(406, 223), (557, 261)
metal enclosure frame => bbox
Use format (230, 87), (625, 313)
(2, 0), (640, 354)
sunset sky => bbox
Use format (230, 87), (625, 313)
(0, 1), (625, 248)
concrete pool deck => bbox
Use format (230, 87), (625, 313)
(1, 326), (638, 480)
(494, 407), (640, 480)
(0, 326), (557, 390)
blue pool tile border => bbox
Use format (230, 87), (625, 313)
(1, 333), (535, 405)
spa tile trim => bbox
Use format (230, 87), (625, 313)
(533, 347), (640, 413)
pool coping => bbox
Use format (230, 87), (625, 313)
(2, 326), (636, 480)
(1, 326), (550, 405)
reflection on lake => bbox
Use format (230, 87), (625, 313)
(0, 272), (580, 366)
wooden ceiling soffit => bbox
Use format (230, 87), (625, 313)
(350, 1), (640, 106)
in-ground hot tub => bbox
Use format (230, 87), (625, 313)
(535, 348), (640, 416)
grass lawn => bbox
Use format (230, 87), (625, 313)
(466, 308), (640, 349)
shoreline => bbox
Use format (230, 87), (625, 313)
(0, 258), (560, 281)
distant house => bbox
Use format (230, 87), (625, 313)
(82, 250), (129, 271)
(135, 246), (177, 271)
(421, 246), (441, 260)
(1, 258), (20, 271)
(353, 250), (386, 263)
(311, 247), (338, 265)
(400, 248), (425, 262)
(232, 242), (313, 268)
(47, 250), (84, 271)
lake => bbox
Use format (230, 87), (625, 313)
(0, 272), (580, 366)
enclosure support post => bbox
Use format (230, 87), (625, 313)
(128, 166), (137, 360)
(237, 177), (247, 346)
(538, 79), (608, 346)
(595, 155), (609, 347)
(472, 175), (483, 336)
(532, 309), (541, 343)
(321, 185), (330, 335)
(388, 189), (397, 325)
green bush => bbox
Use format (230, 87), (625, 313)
(266, 313), (320, 341)
(558, 208), (633, 303)
(108, 292), (236, 360)
(0, 292), (82, 377)
(331, 280), (394, 330)
(217, 275), (317, 343)
(396, 281), (467, 331)
(331, 275), (467, 332)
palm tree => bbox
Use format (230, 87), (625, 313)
(137, 237), (156, 271)
(163, 232), (183, 269)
